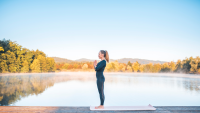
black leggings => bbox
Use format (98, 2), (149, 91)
(96, 79), (105, 105)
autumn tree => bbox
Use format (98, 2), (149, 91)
(0, 39), (56, 73)
(127, 61), (132, 67)
(46, 57), (56, 72)
(119, 63), (126, 72)
(0, 46), (4, 51)
(152, 63), (162, 73)
(126, 65), (132, 72)
(139, 64), (144, 72)
(37, 55), (48, 72)
(30, 59), (41, 73)
(62, 63), (70, 70)
(175, 59), (182, 73)
(0, 53), (8, 73)
(169, 61), (176, 72)
(21, 60), (29, 73)
(82, 64), (88, 70)
(182, 57), (193, 73)
(6, 50), (17, 72)
(132, 61), (140, 72)
(105, 61), (119, 72)
(190, 56), (200, 74)
(160, 62), (170, 72)
(73, 63), (79, 69)
(143, 63), (153, 72)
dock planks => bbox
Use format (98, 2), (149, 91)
(0, 106), (200, 113)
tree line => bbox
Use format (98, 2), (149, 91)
(0, 39), (56, 73)
(105, 57), (200, 74)
(56, 57), (200, 74)
(1, 39), (199, 74)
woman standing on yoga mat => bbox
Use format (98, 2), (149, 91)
(93, 50), (109, 109)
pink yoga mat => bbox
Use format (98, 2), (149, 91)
(90, 104), (156, 110)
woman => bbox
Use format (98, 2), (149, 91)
(93, 50), (109, 109)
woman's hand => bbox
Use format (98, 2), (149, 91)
(93, 60), (97, 67)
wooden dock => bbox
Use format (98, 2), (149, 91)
(0, 106), (199, 113)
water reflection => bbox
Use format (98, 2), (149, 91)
(0, 72), (200, 106)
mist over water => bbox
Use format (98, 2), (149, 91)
(0, 72), (199, 106)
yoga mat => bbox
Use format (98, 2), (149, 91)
(90, 104), (156, 111)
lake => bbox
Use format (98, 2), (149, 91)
(0, 72), (199, 106)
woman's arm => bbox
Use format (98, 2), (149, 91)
(95, 61), (106, 71)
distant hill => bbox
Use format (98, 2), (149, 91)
(75, 58), (94, 62)
(51, 57), (74, 63)
(115, 58), (167, 64)
(75, 58), (116, 62)
(51, 57), (167, 64)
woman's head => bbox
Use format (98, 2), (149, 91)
(98, 50), (109, 63)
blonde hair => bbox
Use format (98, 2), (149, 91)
(105, 50), (109, 63)
(100, 50), (109, 63)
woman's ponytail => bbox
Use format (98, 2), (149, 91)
(105, 50), (109, 63)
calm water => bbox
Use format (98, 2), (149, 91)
(0, 72), (200, 106)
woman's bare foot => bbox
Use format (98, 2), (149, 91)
(95, 105), (104, 109)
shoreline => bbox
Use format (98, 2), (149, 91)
(0, 71), (200, 78)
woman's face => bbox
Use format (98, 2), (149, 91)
(98, 51), (104, 59)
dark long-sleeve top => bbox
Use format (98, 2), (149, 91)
(94, 59), (106, 80)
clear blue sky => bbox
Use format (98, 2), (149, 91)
(0, 0), (199, 62)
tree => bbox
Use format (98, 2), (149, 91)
(37, 55), (48, 72)
(175, 59), (182, 73)
(0, 39), (56, 73)
(139, 64), (144, 72)
(0, 46), (4, 51)
(62, 63), (70, 70)
(160, 62), (170, 72)
(143, 63), (153, 72)
(152, 63), (162, 73)
(119, 63), (126, 72)
(21, 60), (29, 73)
(190, 56), (200, 74)
(22, 48), (33, 66)
(105, 61), (119, 72)
(30, 59), (41, 73)
(15, 54), (24, 73)
(169, 61), (176, 72)
(127, 61), (132, 67)
(6, 50), (17, 72)
(46, 57), (56, 72)
(132, 61), (140, 72)
(67, 64), (73, 69)
(181, 57), (193, 73)
(0, 38), (10, 53)
(0, 53), (8, 73)
(82, 64), (88, 70)
(73, 63), (79, 69)
(86, 62), (93, 69)
(32, 49), (46, 59)
(127, 65), (132, 72)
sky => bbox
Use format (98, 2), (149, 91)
(0, 0), (199, 62)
